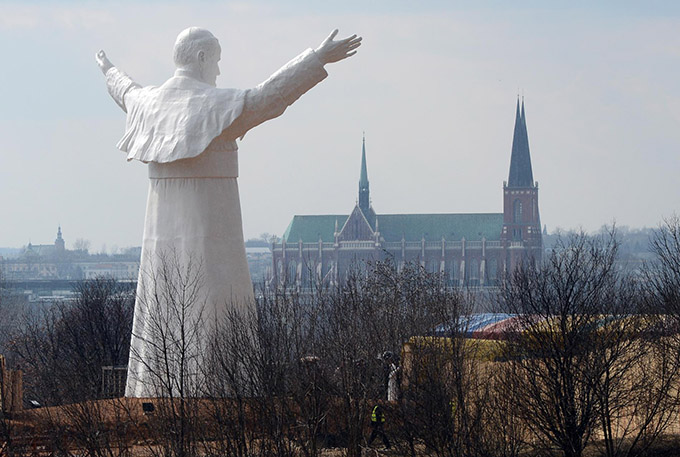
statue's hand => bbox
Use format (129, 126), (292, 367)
(315, 29), (362, 65)
(95, 50), (114, 75)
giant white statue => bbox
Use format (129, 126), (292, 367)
(97, 27), (361, 397)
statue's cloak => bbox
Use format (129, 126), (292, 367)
(107, 74), (246, 163)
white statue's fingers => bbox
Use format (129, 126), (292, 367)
(329, 29), (339, 40)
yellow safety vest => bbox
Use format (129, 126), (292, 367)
(372, 405), (385, 423)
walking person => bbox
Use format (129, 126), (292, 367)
(368, 404), (391, 449)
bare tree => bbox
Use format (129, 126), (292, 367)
(481, 363), (530, 457)
(259, 233), (279, 244)
(202, 304), (260, 457)
(202, 260), (467, 457)
(307, 260), (484, 457)
(11, 277), (134, 405)
(312, 265), (405, 457)
(129, 250), (208, 457)
(73, 238), (91, 253)
(496, 228), (680, 457)
(7, 277), (134, 456)
(646, 215), (680, 322)
(498, 231), (619, 457)
(203, 284), (332, 457)
(0, 271), (23, 359)
(396, 286), (494, 457)
(594, 325), (680, 457)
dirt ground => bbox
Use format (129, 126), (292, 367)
(7, 398), (680, 457)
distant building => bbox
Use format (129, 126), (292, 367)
(1, 227), (140, 281)
(271, 100), (543, 289)
(1, 228), (271, 302)
(246, 247), (273, 284)
(21, 226), (66, 260)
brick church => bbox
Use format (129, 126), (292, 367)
(270, 100), (543, 288)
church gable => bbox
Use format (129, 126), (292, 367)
(338, 206), (375, 242)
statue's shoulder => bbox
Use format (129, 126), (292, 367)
(156, 76), (241, 96)
(126, 77), (245, 114)
(160, 76), (216, 91)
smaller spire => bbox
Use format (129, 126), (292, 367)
(358, 134), (370, 213)
(359, 134), (368, 187)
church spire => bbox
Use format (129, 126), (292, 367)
(55, 225), (65, 252)
(508, 97), (534, 188)
(358, 133), (370, 213)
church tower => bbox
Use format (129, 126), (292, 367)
(55, 225), (65, 253)
(358, 134), (370, 214)
(501, 99), (542, 266)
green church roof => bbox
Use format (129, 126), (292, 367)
(283, 215), (348, 243)
(378, 213), (503, 242)
(282, 213), (503, 243)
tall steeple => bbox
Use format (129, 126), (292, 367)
(508, 97), (534, 188)
(502, 98), (542, 268)
(358, 133), (370, 213)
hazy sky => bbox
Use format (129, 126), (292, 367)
(1, 1), (679, 252)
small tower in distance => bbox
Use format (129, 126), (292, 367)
(55, 225), (65, 253)
(501, 99), (543, 267)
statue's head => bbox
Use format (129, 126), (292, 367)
(173, 27), (221, 86)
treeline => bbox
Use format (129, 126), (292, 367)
(1, 218), (680, 457)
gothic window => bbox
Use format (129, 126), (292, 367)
(513, 199), (523, 224)
(487, 259), (498, 286)
(469, 259), (479, 287)
(288, 261), (297, 283)
(277, 260), (283, 280)
(428, 260), (439, 273)
(513, 228), (522, 241)
(447, 260), (457, 285)
(301, 261), (310, 287)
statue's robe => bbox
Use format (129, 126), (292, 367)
(105, 50), (327, 397)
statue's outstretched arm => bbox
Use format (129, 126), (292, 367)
(96, 50), (141, 113)
(95, 50), (114, 75)
(314, 29), (362, 65)
(224, 29), (361, 140)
